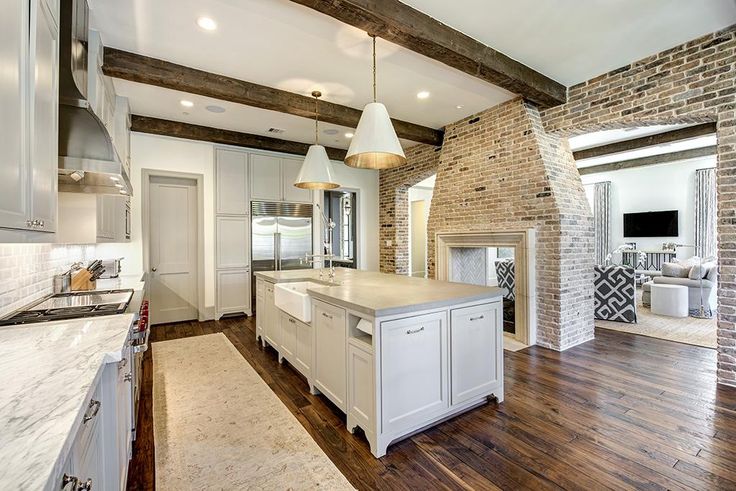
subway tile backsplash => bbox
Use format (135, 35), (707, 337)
(0, 244), (96, 317)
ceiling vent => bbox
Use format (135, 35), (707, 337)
(267, 127), (286, 134)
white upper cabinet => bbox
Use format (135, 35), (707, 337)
(114, 96), (131, 175)
(281, 157), (311, 203)
(216, 149), (249, 214)
(0, 0), (58, 236)
(250, 154), (281, 201)
(0, 0), (31, 230)
(250, 153), (313, 203)
(29, 0), (59, 233)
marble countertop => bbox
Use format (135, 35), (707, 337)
(0, 313), (136, 491)
(95, 272), (146, 292)
(255, 268), (502, 317)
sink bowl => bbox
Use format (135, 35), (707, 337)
(274, 282), (321, 323)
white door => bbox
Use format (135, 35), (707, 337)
(149, 176), (199, 324)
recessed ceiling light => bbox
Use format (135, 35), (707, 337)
(456, 105), (464, 109)
(197, 16), (217, 31)
(345, 132), (354, 138)
(180, 100), (194, 108)
(206, 105), (226, 113)
(416, 91), (430, 100)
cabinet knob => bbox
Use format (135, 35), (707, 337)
(82, 399), (101, 423)
(151, 267), (157, 272)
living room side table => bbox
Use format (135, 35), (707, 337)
(650, 284), (688, 318)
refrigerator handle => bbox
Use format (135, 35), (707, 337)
(274, 232), (282, 270)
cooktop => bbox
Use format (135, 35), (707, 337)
(0, 289), (134, 326)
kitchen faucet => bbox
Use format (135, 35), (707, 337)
(302, 203), (336, 280)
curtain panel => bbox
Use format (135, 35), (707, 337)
(593, 181), (612, 265)
(695, 168), (717, 259)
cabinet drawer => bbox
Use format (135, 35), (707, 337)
(380, 311), (448, 434)
(450, 301), (502, 405)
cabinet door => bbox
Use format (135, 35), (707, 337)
(250, 154), (281, 201)
(450, 302), (502, 405)
(216, 216), (249, 269)
(96, 195), (115, 240)
(29, 0), (58, 233)
(381, 311), (448, 434)
(281, 157), (312, 203)
(348, 340), (374, 432)
(216, 270), (250, 314)
(313, 301), (347, 411)
(263, 283), (280, 348)
(279, 312), (297, 361)
(0, 0), (30, 230)
(216, 149), (248, 214)
(295, 317), (312, 376)
(256, 279), (264, 339)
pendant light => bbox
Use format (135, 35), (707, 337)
(345, 35), (406, 169)
(294, 91), (340, 189)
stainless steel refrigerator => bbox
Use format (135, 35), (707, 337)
(251, 201), (313, 299)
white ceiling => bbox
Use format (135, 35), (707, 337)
(89, 0), (736, 147)
(401, 0), (736, 86)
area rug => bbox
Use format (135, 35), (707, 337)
(595, 289), (716, 348)
(152, 333), (354, 490)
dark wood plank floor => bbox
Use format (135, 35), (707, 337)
(127, 316), (736, 490)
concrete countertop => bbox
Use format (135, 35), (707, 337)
(255, 268), (502, 317)
(0, 314), (136, 491)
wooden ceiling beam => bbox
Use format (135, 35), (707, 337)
(131, 115), (348, 161)
(288, 0), (566, 108)
(104, 48), (443, 146)
(577, 146), (716, 176)
(573, 122), (717, 161)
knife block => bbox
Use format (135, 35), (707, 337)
(71, 269), (96, 291)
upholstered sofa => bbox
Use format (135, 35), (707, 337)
(642, 262), (717, 314)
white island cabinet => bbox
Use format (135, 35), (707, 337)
(256, 268), (504, 458)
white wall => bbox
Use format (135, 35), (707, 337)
(100, 133), (381, 316)
(581, 155), (716, 260)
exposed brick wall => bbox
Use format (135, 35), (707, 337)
(540, 25), (736, 385)
(379, 144), (441, 273)
(424, 99), (594, 350)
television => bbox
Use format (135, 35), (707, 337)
(623, 210), (678, 238)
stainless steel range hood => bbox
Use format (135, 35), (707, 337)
(58, 0), (132, 196)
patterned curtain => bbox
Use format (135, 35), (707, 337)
(695, 168), (717, 258)
(593, 181), (612, 265)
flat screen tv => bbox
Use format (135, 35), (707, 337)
(623, 210), (678, 237)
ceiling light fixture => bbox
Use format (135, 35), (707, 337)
(294, 91), (340, 190)
(197, 16), (217, 31)
(180, 100), (194, 108)
(417, 91), (430, 100)
(345, 132), (354, 138)
(456, 105), (464, 109)
(344, 35), (406, 169)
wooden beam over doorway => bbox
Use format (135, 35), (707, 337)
(131, 115), (348, 161)
(104, 48), (443, 146)
(288, 0), (567, 108)
(573, 122), (716, 161)
(577, 146), (716, 176)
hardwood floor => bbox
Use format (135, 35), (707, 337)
(127, 316), (736, 490)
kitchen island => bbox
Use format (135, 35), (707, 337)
(255, 268), (504, 457)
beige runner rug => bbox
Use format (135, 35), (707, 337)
(152, 333), (354, 490)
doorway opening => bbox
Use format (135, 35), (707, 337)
(142, 170), (205, 325)
(323, 190), (358, 269)
(408, 174), (435, 278)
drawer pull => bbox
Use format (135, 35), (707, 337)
(406, 326), (425, 335)
(470, 315), (485, 321)
(83, 400), (101, 424)
(322, 312), (333, 320)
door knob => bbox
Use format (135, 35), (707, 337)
(151, 267), (157, 272)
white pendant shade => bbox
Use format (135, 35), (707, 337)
(344, 102), (406, 169)
(294, 144), (339, 189)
